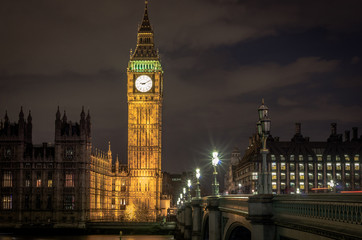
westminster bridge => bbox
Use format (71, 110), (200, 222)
(176, 193), (362, 240)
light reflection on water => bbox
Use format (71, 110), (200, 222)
(0, 235), (174, 240)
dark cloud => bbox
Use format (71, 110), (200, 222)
(1, 0), (362, 175)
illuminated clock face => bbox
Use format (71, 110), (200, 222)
(135, 75), (153, 92)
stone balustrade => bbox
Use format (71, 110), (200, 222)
(175, 193), (362, 240)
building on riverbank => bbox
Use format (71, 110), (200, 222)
(224, 122), (362, 194)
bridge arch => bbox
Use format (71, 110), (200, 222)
(224, 222), (251, 240)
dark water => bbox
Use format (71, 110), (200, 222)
(0, 235), (174, 240)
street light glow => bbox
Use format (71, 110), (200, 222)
(212, 151), (220, 166)
(196, 168), (200, 179)
(187, 179), (191, 188)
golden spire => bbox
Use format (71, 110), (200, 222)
(108, 141), (112, 160)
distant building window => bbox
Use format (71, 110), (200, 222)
(65, 147), (74, 160)
(336, 173), (341, 180)
(36, 172), (42, 187)
(327, 163), (332, 171)
(298, 155), (303, 161)
(345, 155), (350, 161)
(280, 155), (285, 161)
(2, 195), (12, 210)
(280, 182), (286, 189)
(272, 182), (277, 189)
(111, 198), (115, 209)
(48, 172), (53, 188)
(327, 155), (331, 161)
(65, 173), (74, 187)
(112, 181), (116, 191)
(336, 155), (341, 161)
(25, 172), (31, 187)
(272, 162), (276, 170)
(346, 173), (351, 180)
(252, 172), (258, 180)
(272, 172), (277, 180)
(64, 195), (75, 210)
(336, 163), (341, 170)
(271, 155), (276, 161)
(299, 163), (304, 171)
(327, 173), (332, 181)
(354, 155), (359, 161)
(308, 173), (314, 180)
(355, 163), (360, 171)
(317, 164), (323, 170)
(2, 171), (12, 187)
(345, 163), (351, 171)
(355, 173), (360, 180)
(290, 172), (295, 180)
(281, 163), (286, 171)
(281, 173), (286, 180)
(318, 173), (323, 180)
(308, 155), (313, 161)
(317, 154), (322, 161)
(308, 163), (313, 170)
(121, 182), (126, 192)
(308, 183), (314, 189)
(300, 182), (305, 189)
(299, 172), (304, 180)
(290, 163), (295, 171)
(290, 155), (295, 161)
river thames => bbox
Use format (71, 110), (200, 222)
(0, 235), (174, 240)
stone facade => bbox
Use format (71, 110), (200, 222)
(0, 1), (164, 226)
(225, 122), (362, 194)
(0, 108), (129, 227)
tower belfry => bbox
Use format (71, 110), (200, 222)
(126, 0), (163, 220)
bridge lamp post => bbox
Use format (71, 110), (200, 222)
(187, 179), (192, 202)
(212, 151), (220, 196)
(238, 183), (242, 194)
(195, 168), (201, 198)
(329, 180), (335, 192)
(257, 99), (272, 195)
(180, 193), (183, 206)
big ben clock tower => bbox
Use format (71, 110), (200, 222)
(127, 0), (163, 219)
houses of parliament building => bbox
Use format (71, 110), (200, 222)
(0, 1), (163, 227)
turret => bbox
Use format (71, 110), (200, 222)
(108, 141), (112, 161)
(27, 111), (32, 142)
(86, 110), (91, 137)
(18, 107), (25, 138)
(327, 123), (342, 142)
(115, 154), (119, 174)
(55, 106), (61, 137)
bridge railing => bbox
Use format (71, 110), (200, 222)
(218, 194), (251, 217)
(273, 193), (362, 225)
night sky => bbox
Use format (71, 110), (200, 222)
(1, 0), (362, 180)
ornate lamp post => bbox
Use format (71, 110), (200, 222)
(195, 168), (201, 198)
(180, 193), (183, 205)
(257, 99), (272, 194)
(187, 179), (192, 202)
(212, 151), (220, 195)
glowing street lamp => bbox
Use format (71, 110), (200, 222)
(187, 179), (192, 202)
(256, 99), (272, 194)
(212, 151), (220, 196)
(195, 168), (201, 198)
